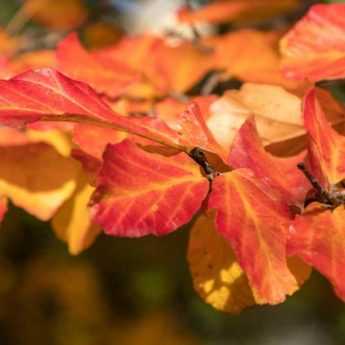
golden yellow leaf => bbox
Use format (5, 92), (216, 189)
(52, 175), (100, 255)
(188, 213), (311, 312)
(0, 140), (79, 221)
(188, 212), (255, 313)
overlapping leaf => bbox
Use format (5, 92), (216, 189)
(229, 118), (309, 205)
(91, 140), (209, 237)
(52, 174), (100, 255)
(303, 88), (345, 187)
(188, 212), (255, 313)
(208, 169), (298, 304)
(289, 205), (345, 301)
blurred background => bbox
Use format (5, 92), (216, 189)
(0, 1), (345, 344)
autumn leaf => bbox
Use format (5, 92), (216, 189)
(0, 68), (181, 149)
(189, 212), (311, 312)
(188, 212), (255, 313)
(207, 83), (305, 152)
(289, 204), (345, 301)
(176, 103), (226, 160)
(0, 136), (79, 221)
(280, 3), (345, 81)
(208, 169), (298, 304)
(52, 174), (100, 255)
(57, 33), (140, 98)
(90, 140), (209, 237)
(228, 118), (309, 205)
(73, 124), (127, 160)
(207, 30), (302, 89)
(303, 88), (345, 187)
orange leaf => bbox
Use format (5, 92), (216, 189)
(91, 140), (209, 237)
(289, 205), (345, 301)
(73, 124), (126, 160)
(229, 118), (309, 205)
(208, 30), (302, 90)
(177, 103), (226, 159)
(57, 33), (140, 98)
(303, 88), (345, 187)
(280, 4), (345, 81)
(208, 169), (298, 304)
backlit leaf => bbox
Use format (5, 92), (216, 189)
(52, 175), (100, 255)
(188, 212), (255, 313)
(280, 3), (345, 81)
(289, 205), (345, 301)
(208, 169), (298, 304)
(229, 118), (309, 205)
(91, 140), (209, 237)
(303, 88), (345, 187)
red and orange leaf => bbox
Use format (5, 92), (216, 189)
(208, 169), (298, 304)
(289, 205), (345, 301)
(91, 140), (209, 237)
(177, 103), (226, 159)
(229, 118), (309, 205)
(73, 124), (126, 160)
(0, 68), (181, 149)
(280, 4), (345, 81)
(303, 88), (345, 187)
(57, 33), (140, 98)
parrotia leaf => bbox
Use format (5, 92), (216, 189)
(208, 169), (298, 304)
(91, 140), (209, 237)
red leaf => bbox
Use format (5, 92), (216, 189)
(208, 169), (298, 304)
(0, 68), (181, 149)
(91, 140), (209, 237)
(303, 88), (345, 187)
(280, 4), (345, 81)
(289, 205), (345, 301)
(229, 118), (309, 205)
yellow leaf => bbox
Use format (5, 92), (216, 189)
(188, 213), (255, 313)
(0, 142), (79, 221)
(188, 213), (311, 312)
(52, 175), (100, 255)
